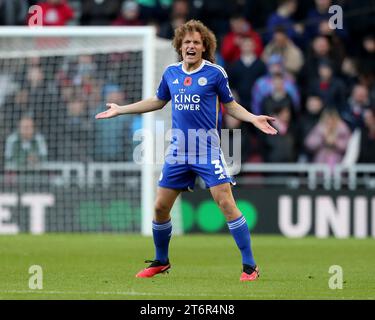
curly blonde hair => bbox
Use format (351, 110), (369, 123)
(172, 20), (217, 63)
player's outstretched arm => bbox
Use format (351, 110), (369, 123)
(224, 100), (278, 135)
(95, 96), (168, 119)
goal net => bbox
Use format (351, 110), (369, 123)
(0, 27), (178, 235)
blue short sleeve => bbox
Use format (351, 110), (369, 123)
(156, 72), (171, 101)
(215, 71), (234, 104)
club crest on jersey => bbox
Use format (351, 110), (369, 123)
(198, 77), (207, 86)
(184, 77), (192, 86)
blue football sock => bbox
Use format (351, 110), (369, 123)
(227, 215), (256, 267)
(152, 219), (172, 264)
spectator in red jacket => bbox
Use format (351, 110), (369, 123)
(112, 0), (144, 26)
(220, 14), (263, 66)
(32, 0), (74, 26)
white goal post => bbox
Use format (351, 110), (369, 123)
(0, 26), (180, 236)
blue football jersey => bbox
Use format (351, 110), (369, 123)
(156, 60), (234, 157)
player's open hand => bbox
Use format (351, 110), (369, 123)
(252, 115), (278, 135)
(95, 103), (120, 119)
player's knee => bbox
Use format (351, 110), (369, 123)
(216, 197), (236, 213)
(154, 201), (170, 219)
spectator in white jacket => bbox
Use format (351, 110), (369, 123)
(4, 116), (48, 169)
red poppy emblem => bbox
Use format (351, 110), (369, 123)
(184, 77), (192, 86)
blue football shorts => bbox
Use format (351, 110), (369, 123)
(158, 152), (236, 191)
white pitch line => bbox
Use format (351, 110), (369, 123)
(0, 290), (372, 300)
(0, 289), (277, 298)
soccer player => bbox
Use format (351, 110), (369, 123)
(96, 20), (277, 281)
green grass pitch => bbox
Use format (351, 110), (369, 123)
(0, 234), (374, 300)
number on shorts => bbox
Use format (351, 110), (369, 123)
(211, 159), (223, 175)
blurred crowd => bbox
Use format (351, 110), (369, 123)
(0, 0), (375, 171)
